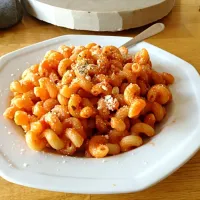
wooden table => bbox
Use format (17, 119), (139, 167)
(0, 0), (200, 199)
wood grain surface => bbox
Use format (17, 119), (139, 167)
(0, 0), (200, 199)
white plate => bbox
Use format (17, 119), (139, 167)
(0, 35), (200, 194)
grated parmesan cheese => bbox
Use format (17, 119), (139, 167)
(102, 85), (108, 91)
(85, 75), (91, 81)
(75, 60), (90, 75)
(97, 105), (101, 110)
(104, 135), (109, 139)
(104, 95), (118, 111)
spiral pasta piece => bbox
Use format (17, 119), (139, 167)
(3, 44), (174, 158)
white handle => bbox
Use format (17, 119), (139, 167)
(120, 23), (165, 48)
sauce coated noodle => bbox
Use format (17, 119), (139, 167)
(3, 45), (174, 158)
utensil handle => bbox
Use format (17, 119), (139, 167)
(120, 23), (165, 48)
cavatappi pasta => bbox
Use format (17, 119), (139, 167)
(3, 44), (174, 158)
